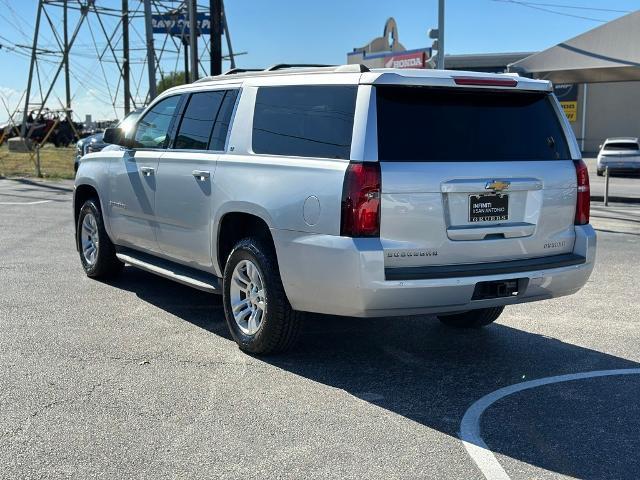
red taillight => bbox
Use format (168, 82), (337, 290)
(574, 159), (590, 225)
(340, 162), (381, 237)
(453, 76), (518, 87)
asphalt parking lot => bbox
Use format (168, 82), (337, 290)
(1, 177), (639, 479)
(585, 157), (640, 201)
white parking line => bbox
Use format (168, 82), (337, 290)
(0, 200), (52, 205)
(460, 368), (640, 480)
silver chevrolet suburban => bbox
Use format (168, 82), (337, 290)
(73, 64), (596, 354)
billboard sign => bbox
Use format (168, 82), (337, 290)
(553, 83), (579, 122)
(151, 12), (211, 35)
(384, 51), (427, 69)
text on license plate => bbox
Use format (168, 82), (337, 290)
(469, 194), (509, 222)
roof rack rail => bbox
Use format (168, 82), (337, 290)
(193, 68), (262, 83)
(335, 64), (369, 73)
(265, 63), (335, 71)
(193, 63), (370, 83)
(223, 67), (263, 75)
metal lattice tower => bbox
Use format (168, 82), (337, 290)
(18, 0), (237, 137)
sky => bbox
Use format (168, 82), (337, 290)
(0, 0), (638, 123)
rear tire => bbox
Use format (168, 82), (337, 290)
(597, 169), (604, 177)
(437, 306), (504, 329)
(222, 237), (302, 354)
(77, 198), (123, 279)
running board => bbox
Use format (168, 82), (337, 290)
(115, 249), (221, 293)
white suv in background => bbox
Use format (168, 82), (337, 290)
(596, 137), (640, 176)
(73, 65), (596, 354)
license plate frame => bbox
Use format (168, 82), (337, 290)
(469, 193), (509, 223)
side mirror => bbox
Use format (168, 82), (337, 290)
(103, 127), (131, 148)
(598, 144), (603, 150)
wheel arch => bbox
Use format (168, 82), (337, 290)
(73, 183), (107, 249)
(215, 207), (276, 277)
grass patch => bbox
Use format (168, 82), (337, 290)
(0, 144), (76, 179)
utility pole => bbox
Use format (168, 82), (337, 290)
(188, 0), (198, 81)
(122, 0), (130, 114)
(63, 0), (71, 121)
(437, 0), (445, 69)
(143, 0), (157, 100)
(21, 1), (43, 138)
(210, 0), (222, 75)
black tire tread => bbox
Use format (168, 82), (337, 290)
(77, 197), (123, 279)
(223, 237), (302, 354)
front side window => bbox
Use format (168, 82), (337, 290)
(118, 110), (142, 137)
(133, 95), (180, 149)
(252, 85), (357, 159)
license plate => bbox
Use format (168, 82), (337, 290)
(469, 194), (509, 222)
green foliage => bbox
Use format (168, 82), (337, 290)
(157, 72), (186, 94)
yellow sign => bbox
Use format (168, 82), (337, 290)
(560, 101), (578, 122)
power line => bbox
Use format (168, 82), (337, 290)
(494, 0), (630, 13)
(491, 0), (629, 22)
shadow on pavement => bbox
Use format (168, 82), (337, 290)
(7, 178), (74, 192)
(109, 266), (640, 479)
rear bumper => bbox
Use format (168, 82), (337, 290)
(597, 160), (640, 172)
(273, 225), (596, 318)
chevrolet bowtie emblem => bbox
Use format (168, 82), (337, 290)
(485, 180), (510, 192)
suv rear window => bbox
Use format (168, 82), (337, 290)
(252, 85), (357, 159)
(604, 142), (639, 151)
(376, 87), (571, 161)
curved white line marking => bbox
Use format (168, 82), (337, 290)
(0, 200), (52, 205)
(460, 368), (640, 480)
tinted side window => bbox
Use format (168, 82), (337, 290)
(210, 90), (238, 150)
(376, 87), (571, 161)
(252, 85), (357, 159)
(133, 95), (180, 148)
(175, 91), (225, 150)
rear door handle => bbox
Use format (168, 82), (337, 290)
(140, 166), (155, 176)
(192, 170), (210, 180)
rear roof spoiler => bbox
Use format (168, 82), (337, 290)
(362, 71), (552, 92)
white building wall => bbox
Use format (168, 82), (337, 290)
(571, 81), (640, 153)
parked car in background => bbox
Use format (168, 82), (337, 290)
(596, 137), (640, 176)
(75, 109), (143, 172)
(73, 65), (596, 354)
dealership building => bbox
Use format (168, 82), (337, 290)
(348, 13), (640, 153)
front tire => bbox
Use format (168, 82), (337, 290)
(437, 306), (504, 329)
(597, 169), (604, 177)
(222, 238), (302, 354)
(77, 198), (123, 279)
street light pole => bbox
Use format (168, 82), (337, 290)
(437, 0), (445, 69)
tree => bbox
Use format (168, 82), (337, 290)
(156, 72), (186, 94)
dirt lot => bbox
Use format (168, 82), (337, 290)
(0, 144), (76, 179)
